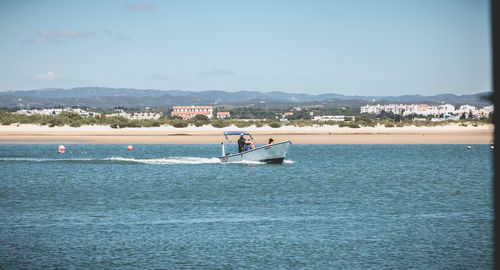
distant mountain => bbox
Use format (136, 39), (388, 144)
(0, 87), (169, 98)
(0, 87), (492, 110)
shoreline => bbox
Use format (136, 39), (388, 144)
(0, 124), (494, 144)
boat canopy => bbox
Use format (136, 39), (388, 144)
(223, 131), (250, 136)
(223, 131), (254, 143)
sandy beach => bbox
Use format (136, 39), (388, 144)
(0, 124), (494, 144)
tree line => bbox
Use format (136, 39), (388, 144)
(0, 109), (493, 129)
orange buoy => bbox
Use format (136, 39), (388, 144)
(127, 145), (133, 150)
(57, 145), (65, 154)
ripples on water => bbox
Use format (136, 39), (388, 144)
(0, 144), (494, 269)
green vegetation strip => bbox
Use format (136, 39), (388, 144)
(0, 110), (492, 129)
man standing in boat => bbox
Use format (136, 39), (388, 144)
(238, 134), (246, 153)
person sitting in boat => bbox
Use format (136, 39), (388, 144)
(244, 139), (255, 151)
(267, 138), (274, 145)
(238, 134), (246, 153)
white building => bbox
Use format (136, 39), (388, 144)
(313, 115), (354, 121)
(413, 117), (427, 121)
(444, 114), (460, 121)
(438, 104), (456, 114)
(457, 104), (477, 113)
(360, 105), (380, 114)
(129, 112), (161, 120)
(107, 109), (161, 120)
(16, 108), (101, 117)
(16, 109), (62, 116)
(478, 105), (494, 118)
(360, 103), (494, 119)
(108, 109), (130, 118)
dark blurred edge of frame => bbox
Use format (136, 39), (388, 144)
(492, 0), (499, 268)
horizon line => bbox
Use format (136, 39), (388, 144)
(0, 86), (491, 97)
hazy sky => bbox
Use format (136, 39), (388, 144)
(0, 0), (491, 96)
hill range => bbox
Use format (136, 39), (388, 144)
(0, 87), (492, 110)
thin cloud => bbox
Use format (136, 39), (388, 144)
(34, 72), (56, 81)
(198, 69), (236, 78)
(26, 28), (95, 43)
(104, 29), (130, 41)
(28, 72), (90, 84)
(123, 4), (156, 11)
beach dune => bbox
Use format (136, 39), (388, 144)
(0, 124), (493, 144)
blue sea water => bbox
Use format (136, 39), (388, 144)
(0, 144), (494, 269)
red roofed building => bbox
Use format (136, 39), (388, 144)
(217, 112), (230, 119)
(171, 105), (213, 119)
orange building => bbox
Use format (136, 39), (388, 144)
(171, 105), (213, 119)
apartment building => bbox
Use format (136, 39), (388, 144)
(171, 106), (213, 120)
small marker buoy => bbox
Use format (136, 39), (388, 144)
(127, 145), (133, 150)
(57, 145), (65, 154)
(467, 145), (471, 149)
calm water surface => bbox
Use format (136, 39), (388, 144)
(0, 144), (494, 269)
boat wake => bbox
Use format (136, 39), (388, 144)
(105, 157), (294, 165)
(0, 157), (97, 162)
(105, 157), (222, 164)
(1, 157), (294, 165)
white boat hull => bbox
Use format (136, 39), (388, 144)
(220, 141), (292, 164)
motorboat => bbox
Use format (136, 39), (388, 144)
(219, 131), (292, 164)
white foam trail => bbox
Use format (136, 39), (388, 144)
(230, 160), (266, 165)
(0, 157), (95, 162)
(1, 157), (294, 165)
(105, 156), (222, 165)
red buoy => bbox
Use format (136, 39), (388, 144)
(58, 145), (66, 154)
(127, 145), (133, 150)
